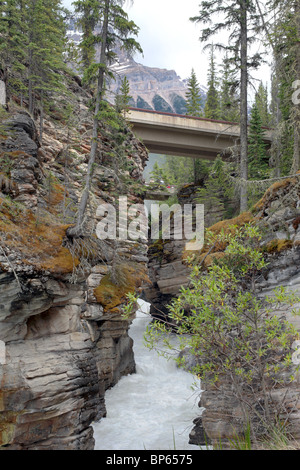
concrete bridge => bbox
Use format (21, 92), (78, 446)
(128, 108), (273, 160)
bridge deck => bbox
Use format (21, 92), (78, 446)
(128, 108), (273, 159)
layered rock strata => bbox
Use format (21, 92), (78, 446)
(144, 183), (230, 320)
(189, 177), (300, 448)
(0, 79), (149, 449)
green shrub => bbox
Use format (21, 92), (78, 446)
(145, 224), (300, 444)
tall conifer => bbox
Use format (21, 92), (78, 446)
(0, 0), (26, 102)
(258, 0), (300, 174)
(219, 54), (240, 122)
(248, 103), (269, 179)
(185, 68), (204, 184)
(185, 69), (203, 117)
(255, 82), (271, 127)
(115, 75), (131, 117)
(68, 0), (142, 237)
(27, 0), (67, 134)
(204, 45), (220, 120)
(191, 0), (264, 212)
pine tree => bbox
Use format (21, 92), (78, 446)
(275, 0), (300, 174)
(219, 54), (240, 122)
(185, 69), (204, 185)
(27, 0), (67, 135)
(259, 0), (300, 174)
(159, 156), (194, 186)
(185, 69), (203, 117)
(115, 75), (131, 118)
(0, 0), (68, 115)
(255, 82), (271, 127)
(150, 161), (165, 185)
(68, 0), (142, 237)
(75, 0), (97, 73)
(191, 0), (264, 212)
(248, 103), (269, 179)
(204, 45), (220, 120)
(0, 0), (27, 102)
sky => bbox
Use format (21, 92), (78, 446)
(123, 0), (272, 100)
(123, 0), (210, 84)
(64, 0), (272, 97)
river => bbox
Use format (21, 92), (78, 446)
(93, 300), (201, 451)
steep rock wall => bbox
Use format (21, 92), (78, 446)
(144, 174), (300, 448)
(0, 81), (149, 449)
(144, 183), (229, 320)
(189, 178), (300, 448)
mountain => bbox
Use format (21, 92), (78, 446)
(107, 47), (207, 114)
(66, 26), (206, 115)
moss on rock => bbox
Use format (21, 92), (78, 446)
(94, 263), (149, 312)
(0, 196), (78, 274)
(265, 239), (293, 254)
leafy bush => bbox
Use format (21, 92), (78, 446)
(144, 224), (300, 443)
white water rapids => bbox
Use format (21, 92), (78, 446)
(93, 300), (201, 451)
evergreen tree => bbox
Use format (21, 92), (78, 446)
(0, 0), (68, 116)
(150, 161), (165, 185)
(219, 54), (240, 122)
(191, 0), (264, 212)
(275, 0), (300, 174)
(197, 157), (235, 221)
(27, 0), (67, 135)
(219, 59), (239, 122)
(0, 0), (27, 102)
(204, 45), (220, 120)
(149, 156), (195, 187)
(75, 0), (97, 73)
(248, 103), (269, 179)
(185, 69), (203, 117)
(160, 156), (195, 186)
(185, 69), (204, 185)
(254, 82), (271, 127)
(68, 0), (142, 237)
(115, 75), (131, 118)
(259, 0), (300, 174)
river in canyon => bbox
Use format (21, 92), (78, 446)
(93, 300), (201, 451)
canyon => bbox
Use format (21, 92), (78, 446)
(0, 69), (300, 450)
(0, 75), (149, 449)
(145, 176), (300, 448)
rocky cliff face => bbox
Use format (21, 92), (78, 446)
(144, 174), (300, 448)
(188, 178), (300, 448)
(67, 25), (206, 115)
(106, 45), (207, 115)
(107, 52), (191, 114)
(0, 76), (149, 449)
(144, 183), (230, 320)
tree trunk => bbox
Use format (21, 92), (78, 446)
(194, 159), (202, 185)
(239, 1), (248, 213)
(292, 126), (299, 173)
(68, 0), (110, 238)
(28, 44), (34, 115)
(271, 57), (282, 177)
(291, 0), (300, 174)
(0, 67), (8, 107)
(28, 77), (33, 115)
(39, 92), (44, 141)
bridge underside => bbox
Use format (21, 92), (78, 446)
(131, 124), (237, 159)
(129, 109), (273, 160)
(142, 140), (233, 160)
